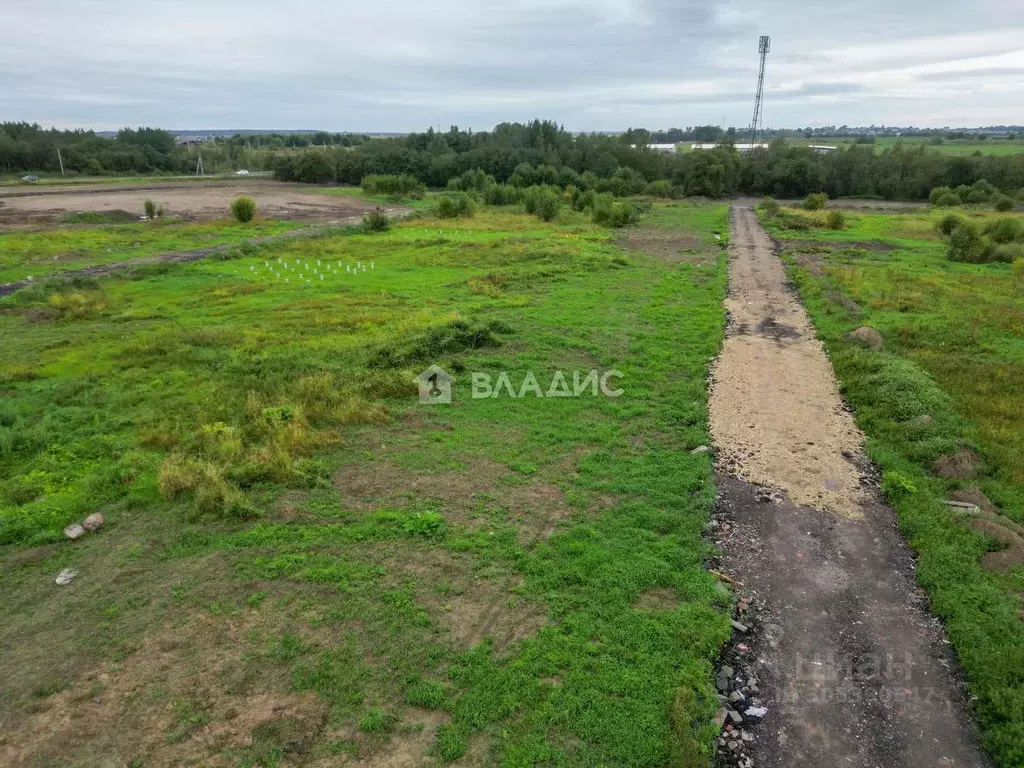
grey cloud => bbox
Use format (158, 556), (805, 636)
(0, 0), (1021, 130)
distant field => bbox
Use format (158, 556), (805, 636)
(784, 136), (1024, 156)
(0, 173), (272, 188)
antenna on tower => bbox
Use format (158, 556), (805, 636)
(749, 35), (771, 146)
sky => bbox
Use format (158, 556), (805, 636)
(1, 0), (1022, 133)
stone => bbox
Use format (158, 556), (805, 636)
(729, 690), (744, 703)
(82, 512), (105, 531)
(691, 445), (712, 455)
(721, 665), (734, 678)
(55, 568), (78, 585)
(727, 709), (744, 725)
(731, 620), (750, 633)
(848, 326), (884, 350)
(949, 488), (997, 514)
(64, 523), (85, 540)
(714, 708), (728, 729)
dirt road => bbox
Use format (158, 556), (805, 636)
(708, 207), (986, 767)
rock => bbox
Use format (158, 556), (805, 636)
(949, 488), (996, 514)
(55, 568), (78, 585)
(714, 708), (728, 729)
(721, 665), (734, 678)
(848, 326), (884, 350)
(729, 690), (744, 703)
(727, 709), (744, 725)
(716, 675), (730, 692)
(691, 445), (712, 455)
(728, 740), (739, 750)
(82, 512), (105, 531)
(745, 705), (768, 718)
(932, 449), (983, 479)
(64, 523), (85, 540)
(731, 619), (750, 633)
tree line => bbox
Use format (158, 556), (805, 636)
(3, 120), (1022, 201)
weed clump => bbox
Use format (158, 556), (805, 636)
(230, 196), (256, 223)
(591, 194), (641, 228)
(435, 193), (476, 219)
(369, 318), (512, 368)
(759, 197), (780, 216)
(936, 213), (965, 236)
(825, 210), (846, 230)
(144, 199), (157, 219)
(361, 208), (391, 233)
(802, 192), (828, 211)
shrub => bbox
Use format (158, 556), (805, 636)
(361, 174), (425, 200)
(1013, 258), (1024, 287)
(971, 179), (996, 200)
(759, 196), (780, 216)
(946, 223), (988, 263)
(936, 192), (961, 207)
(447, 168), (494, 192)
(361, 207), (391, 233)
(571, 187), (597, 212)
(591, 194), (641, 228)
(929, 186), (954, 205)
(143, 199), (157, 219)
(522, 185), (561, 221)
(991, 243), (1024, 264)
(825, 210), (846, 230)
(937, 213), (965, 236)
(994, 195), (1014, 212)
(435, 193), (475, 219)
(983, 218), (1022, 244)
(230, 196), (256, 223)
(802, 192), (828, 211)
(966, 190), (989, 205)
(954, 184), (972, 202)
(644, 180), (673, 198)
(482, 183), (521, 206)
(156, 205), (166, 218)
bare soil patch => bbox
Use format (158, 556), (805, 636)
(617, 227), (715, 263)
(0, 181), (384, 226)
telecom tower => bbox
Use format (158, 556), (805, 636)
(749, 36), (771, 146)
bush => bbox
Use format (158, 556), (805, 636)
(435, 193), (475, 219)
(144, 199), (157, 219)
(946, 223), (988, 263)
(994, 195), (1014, 212)
(361, 174), (425, 200)
(591, 194), (641, 228)
(954, 184), (972, 202)
(447, 169), (494, 192)
(482, 183), (521, 206)
(230, 196), (256, 223)
(966, 190), (989, 205)
(825, 210), (846, 230)
(759, 196), (780, 216)
(929, 186), (954, 205)
(644, 180), (673, 198)
(522, 185), (561, 221)
(983, 218), (1022, 244)
(802, 192), (828, 211)
(571, 187), (597, 212)
(1013, 258), (1024, 287)
(991, 243), (1024, 264)
(937, 213), (965, 236)
(361, 207), (391, 233)
(936, 192), (961, 207)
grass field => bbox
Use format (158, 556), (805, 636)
(0, 202), (734, 765)
(0, 219), (304, 285)
(783, 136), (1024, 156)
(763, 204), (1024, 765)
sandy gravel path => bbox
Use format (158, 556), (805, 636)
(708, 207), (987, 767)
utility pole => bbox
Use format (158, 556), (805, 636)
(749, 35), (771, 146)
(57, 147), (65, 176)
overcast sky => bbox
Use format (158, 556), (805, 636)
(2, 0), (1022, 132)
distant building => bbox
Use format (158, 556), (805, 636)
(691, 143), (768, 152)
(809, 145), (838, 154)
(644, 143), (681, 153)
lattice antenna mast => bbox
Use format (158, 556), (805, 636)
(749, 35), (771, 145)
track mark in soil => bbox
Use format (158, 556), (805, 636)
(707, 207), (986, 768)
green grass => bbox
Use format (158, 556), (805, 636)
(783, 136), (1024, 156)
(0, 203), (733, 765)
(0, 218), (304, 284)
(763, 204), (1024, 766)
